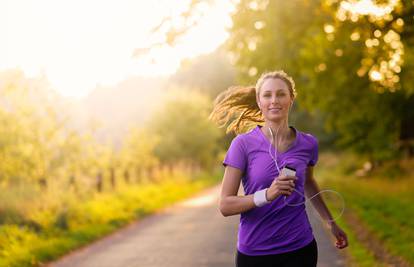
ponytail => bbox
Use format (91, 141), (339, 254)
(209, 86), (263, 134)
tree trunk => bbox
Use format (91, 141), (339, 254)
(96, 172), (103, 192)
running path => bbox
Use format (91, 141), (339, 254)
(49, 185), (346, 267)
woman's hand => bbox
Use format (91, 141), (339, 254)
(266, 175), (297, 201)
(329, 222), (348, 249)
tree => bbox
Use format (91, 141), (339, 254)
(119, 127), (159, 182)
(226, 0), (414, 160)
(170, 48), (236, 98)
(149, 89), (222, 168)
(0, 70), (82, 185)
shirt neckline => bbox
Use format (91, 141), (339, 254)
(256, 125), (300, 155)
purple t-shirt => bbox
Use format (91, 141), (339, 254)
(223, 125), (318, 256)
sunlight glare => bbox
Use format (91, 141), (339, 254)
(1, 0), (233, 98)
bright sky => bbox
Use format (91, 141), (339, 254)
(1, 0), (233, 98)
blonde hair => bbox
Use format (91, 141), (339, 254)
(209, 70), (296, 134)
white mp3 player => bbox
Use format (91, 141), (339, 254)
(281, 166), (296, 177)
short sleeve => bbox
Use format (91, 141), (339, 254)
(308, 136), (319, 166)
(223, 135), (247, 172)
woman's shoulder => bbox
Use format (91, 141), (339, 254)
(231, 126), (262, 147)
(236, 126), (258, 138)
(296, 129), (318, 147)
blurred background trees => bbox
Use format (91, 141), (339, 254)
(2, 0), (413, 194)
(225, 0), (414, 161)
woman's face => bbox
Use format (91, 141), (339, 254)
(257, 78), (293, 122)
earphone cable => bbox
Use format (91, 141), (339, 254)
(267, 126), (345, 223)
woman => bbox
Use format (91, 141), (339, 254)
(210, 70), (348, 267)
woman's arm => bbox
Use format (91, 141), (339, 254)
(219, 166), (296, 217)
(304, 166), (335, 224)
(219, 166), (256, 217)
(305, 166), (349, 249)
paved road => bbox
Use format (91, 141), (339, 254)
(49, 185), (346, 267)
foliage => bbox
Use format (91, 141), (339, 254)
(0, 169), (222, 267)
(149, 89), (223, 168)
(318, 152), (414, 266)
(170, 48), (236, 98)
(225, 0), (414, 160)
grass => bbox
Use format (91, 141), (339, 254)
(316, 152), (414, 266)
(0, 167), (222, 267)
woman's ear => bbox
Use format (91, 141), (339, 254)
(257, 101), (261, 109)
(256, 96), (261, 109)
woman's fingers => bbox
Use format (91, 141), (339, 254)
(278, 175), (297, 181)
(278, 183), (294, 192)
(271, 180), (289, 189)
(268, 176), (297, 198)
(334, 229), (348, 249)
(277, 179), (295, 185)
(338, 233), (348, 249)
(277, 180), (295, 190)
(335, 237), (347, 249)
(280, 190), (292, 196)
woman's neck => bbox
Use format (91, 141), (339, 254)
(263, 120), (290, 140)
